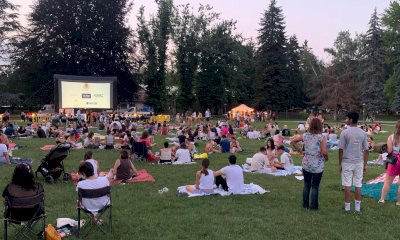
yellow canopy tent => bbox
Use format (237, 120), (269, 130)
(230, 104), (254, 117)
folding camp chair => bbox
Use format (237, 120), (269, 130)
(3, 193), (45, 240)
(77, 186), (112, 238)
(132, 141), (148, 161)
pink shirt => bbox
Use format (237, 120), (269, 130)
(221, 127), (229, 136)
(137, 137), (151, 147)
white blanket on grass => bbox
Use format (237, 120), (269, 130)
(177, 183), (269, 197)
(242, 163), (302, 176)
(172, 161), (197, 165)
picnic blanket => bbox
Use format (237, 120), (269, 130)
(242, 163), (302, 176)
(11, 157), (33, 165)
(350, 173), (399, 201)
(71, 169), (155, 186)
(177, 183), (269, 197)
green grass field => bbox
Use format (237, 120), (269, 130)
(1, 120), (399, 240)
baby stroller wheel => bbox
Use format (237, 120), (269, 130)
(63, 172), (71, 181)
(45, 175), (54, 184)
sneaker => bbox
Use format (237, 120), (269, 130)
(378, 200), (385, 204)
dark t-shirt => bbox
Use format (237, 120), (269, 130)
(4, 127), (14, 136)
(178, 135), (186, 144)
(282, 129), (291, 136)
(220, 139), (230, 153)
(37, 128), (46, 138)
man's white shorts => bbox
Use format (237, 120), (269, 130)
(341, 162), (363, 188)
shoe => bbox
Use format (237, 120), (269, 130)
(396, 202), (400, 206)
(378, 200), (385, 204)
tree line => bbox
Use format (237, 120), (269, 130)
(0, 0), (399, 115)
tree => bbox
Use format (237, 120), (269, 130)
(10, 0), (136, 105)
(286, 35), (304, 108)
(360, 9), (386, 113)
(313, 66), (358, 120)
(0, 0), (19, 59)
(137, 0), (173, 113)
(256, 0), (288, 111)
(173, 4), (217, 111)
(299, 40), (324, 104)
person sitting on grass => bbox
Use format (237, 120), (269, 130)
(185, 159), (215, 194)
(157, 142), (172, 164)
(84, 132), (99, 149)
(250, 147), (269, 172)
(274, 145), (295, 172)
(174, 143), (192, 163)
(77, 162), (109, 223)
(82, 151), (99, 177)
(205, 139), (221, 154)
(214, 155), (244, 193)
(230, 137), (242, 153)
(220, 135), (230, 153)
(108, 150), (138, 181)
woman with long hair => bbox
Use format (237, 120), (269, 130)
(292, 118), (328, 210)
(3, 164), (44, 219)
(379, 120), (400, 205)
(185, 159), (214, 193)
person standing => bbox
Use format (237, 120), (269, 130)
(205, 109), (211, 122)
(292, 118), (328, 210)
(339, 112), (369, 212)
(379, 120), (400, 205)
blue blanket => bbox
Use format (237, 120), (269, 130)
(353, 183), (398, 202)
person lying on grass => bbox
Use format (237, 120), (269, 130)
(107, 150), (138, 181)
(205, 139), (221, 154)
(185, 159), (215, 194)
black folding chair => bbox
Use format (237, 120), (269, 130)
(3, 193), (45, 240)
(132, 141), (148, 161)
(77, 186), (112, 238)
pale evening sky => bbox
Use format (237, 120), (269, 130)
(13, 0), (392, 62)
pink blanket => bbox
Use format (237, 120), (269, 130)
(366, 173), (399, 184)
(71, 169), (155, 186)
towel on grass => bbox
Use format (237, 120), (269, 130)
(366, 173), (398, 184)
(177, 183), (269, 197)
(71, 169), (155, 185)
(352, 182), (398, 202)
(242, 164), (302, 176)
(11, 157), (33, 165)
(172, 161), (197, 165)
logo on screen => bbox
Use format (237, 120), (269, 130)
(82, 93), (91, 98)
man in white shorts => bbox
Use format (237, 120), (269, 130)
(339, 112), (369, 212)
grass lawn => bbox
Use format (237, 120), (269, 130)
(1, 119), (399, 240)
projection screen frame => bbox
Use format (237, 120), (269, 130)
(54, 74), (117, 112)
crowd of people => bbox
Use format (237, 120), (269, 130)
(1, 108), (399, 226)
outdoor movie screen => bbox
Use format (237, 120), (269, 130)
(60, 80), (112, 109)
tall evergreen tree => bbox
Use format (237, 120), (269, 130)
(256, 0), (288, 111)
(137, 0), (173, 113)
(286, 35), (304, 108)
(360, 9), (386, 113)
(0, 0), (19, 58)
(10, 0), (136, 105)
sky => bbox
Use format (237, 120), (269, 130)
(14, 0), (393, 62)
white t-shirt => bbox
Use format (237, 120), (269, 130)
(298, 124), (305, 131)
(175, 149), (191, 163)
(76, 177), (110, 212)
(199, 170), (214, 190)
(0, 144), (8, 163)
(220, 165), (244, 194)
(280, 152), (294, 172)
(250, 152), (268, 172)
(328, 133), (337, 141)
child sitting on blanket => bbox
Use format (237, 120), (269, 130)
(185, 159), (215, 194)
(107, 150), (138, 181)
(274, 145), (295, 172)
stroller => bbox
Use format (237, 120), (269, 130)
(35, 143), (72, 184)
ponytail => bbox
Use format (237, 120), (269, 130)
(201, 159), (210, 176)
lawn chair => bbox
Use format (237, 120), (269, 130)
(132, 141), (148, 161)
(77, 186), (112, 238)
(4, 192), (45, 240)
